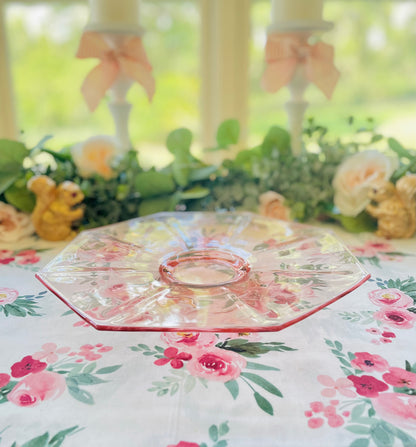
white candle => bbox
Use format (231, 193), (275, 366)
(271, 0), (323, 24)
(86, 0), (141, 33)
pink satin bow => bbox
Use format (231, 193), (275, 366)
(261, 34), (340, 99)
(76, 32), (155, 112)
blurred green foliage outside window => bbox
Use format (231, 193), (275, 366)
(5, 0), (416, 166)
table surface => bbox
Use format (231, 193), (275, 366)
(1, 223), (416, 447)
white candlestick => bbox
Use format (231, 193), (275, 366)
(271, 0), (323, 25)
(86, 0), (142, 34)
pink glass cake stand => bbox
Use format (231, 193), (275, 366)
(36, 212), (370, 332)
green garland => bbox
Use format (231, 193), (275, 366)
(1, 118), (415, 233)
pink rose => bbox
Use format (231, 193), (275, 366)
(187, 347), (246, 382)
(71, 135), (117, 179)
(0, 287), (19, 305)
(7, 370), (66, 407)
(0, 202), (34, 242)
(11, 356), (47, 378)
(161, 332), (217, 351)
(332, 150), (398, 217)
(372, 393), (416, 430)
(382, 367), (416, 389)
(373, 307), (416, 329)
(350, 352), (390, 373)
(259, 191), (290, 221)
(347, 375), (388, 398)
(369, 289), (413, 308)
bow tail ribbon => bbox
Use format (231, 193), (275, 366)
(261, 36), (340, 99)
(80, 60), (119, 112)
(119, 57), (155, 102)
(261, 58), (298, 93)
(305, 42), (340, 99)
(76, 32), (155, 112)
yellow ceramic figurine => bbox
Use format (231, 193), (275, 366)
(366, 174), (416, 239)
(27, 175), (85, 241)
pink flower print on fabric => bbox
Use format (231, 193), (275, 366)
(0, 373), (10, 388)
(15, 249), (40, 265)
(0, 249), (15, 264)
(79, 239), (133, 262)
(374, 307), (416, 329)
(308, 417), (324, 429)
(381, 331), (396, 338)
(350, 352), (390, 373)
(230, 279), (279, 319)
(382, 367), (416, 389)
(369, 289), (413, 308)
(154, 347), (192, 369)
(366, 327), (381, 335)
(0, 287), (19, 305)
(187, 347), (246, 382)
(351, 241), (393, 257)
(310, 401), (325, 413)
(347, 374), (388, 398)
(161, 332), (217, 351)
(11, 356), (47, 378)
(326, 414), (344, 428)
(269, 283), (299, 306)
(33, 343), (71, 364)
(7, 370), (66, 407)
(372, 393), (416, 430)
(317, 375), (356, 398)
(305, 400), (346, 429)
(99, 282), (130, 301)
(167, 442), (200, 447)
(73, 320), (91, 328)
(77, 344), (113, 361)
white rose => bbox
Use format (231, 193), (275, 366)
(332, 150), (398, 217)
(71, 136), (117, 179)
(0, 202), (35, 242)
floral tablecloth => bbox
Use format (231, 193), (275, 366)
(1, 226), (415, 447)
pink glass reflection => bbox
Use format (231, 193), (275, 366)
(36, 212), (370, 332)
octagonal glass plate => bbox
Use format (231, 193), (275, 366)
(36, 212), (370, 332)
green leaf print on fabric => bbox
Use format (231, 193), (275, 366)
(131, 333), (296, 416)
(0, 289), (47, 318)
(8, 426), (81, 447)
(216, 339), (296, 358)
